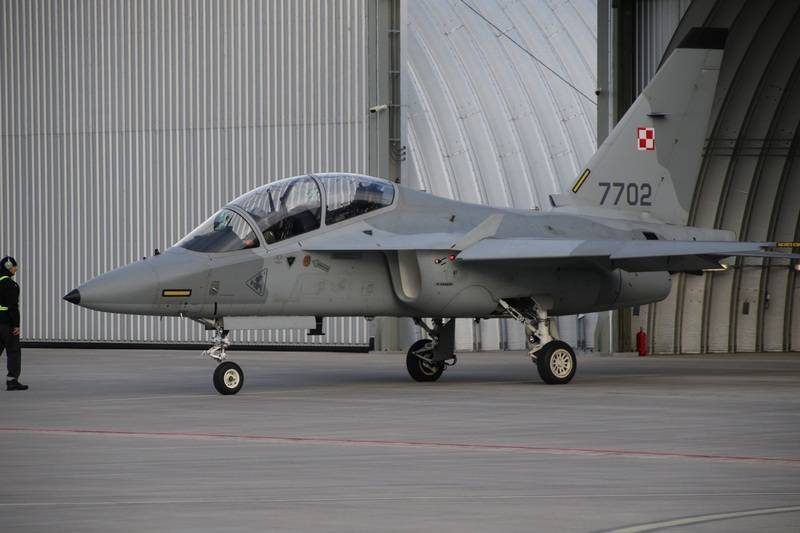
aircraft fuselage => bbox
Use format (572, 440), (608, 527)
(69, 178), (728, 321)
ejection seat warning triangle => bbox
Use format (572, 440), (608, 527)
(246, 269), (268, 297)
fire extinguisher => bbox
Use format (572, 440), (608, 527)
(636, 327), (648, 356)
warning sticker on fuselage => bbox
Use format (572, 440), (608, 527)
(245, 268), (268, 297)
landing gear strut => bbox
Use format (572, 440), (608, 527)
(499, 299), (577, 384)
(203, 328), (231, 362)
(406, 318), (457, 382)
(202, 326), (245, 395)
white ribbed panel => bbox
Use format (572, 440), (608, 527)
(0, 0), (370, 345)
(405, 0), (597, 207)
(634, 0), (692, 94)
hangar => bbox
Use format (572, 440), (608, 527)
(1, 0), (798, 354)
(3, 4), (800, 530)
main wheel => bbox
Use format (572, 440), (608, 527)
(406, 339), (444, 382)
(535, 341), (577, 384)
(213, 361), (244, 395)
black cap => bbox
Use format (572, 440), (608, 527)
(63, 289), (81, 305)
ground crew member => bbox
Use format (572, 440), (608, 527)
(0, 256), (28, 391)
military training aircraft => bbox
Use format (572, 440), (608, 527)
(64, 28), (799, 394)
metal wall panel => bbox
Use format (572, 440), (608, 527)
(1, 0), (371, 345)
(634, 0), (691, 95)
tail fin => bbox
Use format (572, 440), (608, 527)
(562, 28), (726, 225)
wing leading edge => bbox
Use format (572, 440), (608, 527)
(456, 239), (800, 273)
(299, 221), (799, 273)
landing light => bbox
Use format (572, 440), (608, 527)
(702, 263), (729, 272)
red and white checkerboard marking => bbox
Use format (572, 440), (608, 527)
(637, 127), (655, 151)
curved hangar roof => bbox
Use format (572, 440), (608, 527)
(404, 0), (597, 210)
(645, 0), (800, 353)
(403, 1), (597, 352)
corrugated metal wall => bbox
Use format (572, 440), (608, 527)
(0, 0), (371, 345)
(633, 0), (692, 94)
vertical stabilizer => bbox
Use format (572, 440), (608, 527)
(565, 28), (726, 224)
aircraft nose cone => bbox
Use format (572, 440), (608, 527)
(63, 289), (81, 305)
(72, 259), (159, 314)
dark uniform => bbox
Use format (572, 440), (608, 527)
(0, 256), (27, 390)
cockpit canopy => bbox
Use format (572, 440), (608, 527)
(321, 173), (395, 225)
(176, 173), (394, 253)
(176, 208), (259, 253)
(232, 175), (323, 245)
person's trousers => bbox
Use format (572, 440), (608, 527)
(0, 323), (21, 379)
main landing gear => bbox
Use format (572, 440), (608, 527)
(406, 318), (457, 382)
(203, 327), (244, 395)
(499, 298), (577, 384)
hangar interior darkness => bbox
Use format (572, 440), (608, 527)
(1, 0), (797, 353)
(622, 0), (800, 353)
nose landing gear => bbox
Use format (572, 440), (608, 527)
(202, 326), (245, 395)
(203, 328), (231, 362)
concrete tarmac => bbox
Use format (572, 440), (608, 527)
(0, 348), (799, 532)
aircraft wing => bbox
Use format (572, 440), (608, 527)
(300, 222), (799, 273)
(300, 213), (504, 253)
(456, 239), (800, 272)
(301, 223), (462, 252)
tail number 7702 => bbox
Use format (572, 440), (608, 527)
(598, 182), (652, 206)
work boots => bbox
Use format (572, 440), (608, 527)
(6, 379), (28, 391)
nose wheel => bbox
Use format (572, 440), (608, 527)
(213, 361), (244, 395)
(202, 326), (244, 395)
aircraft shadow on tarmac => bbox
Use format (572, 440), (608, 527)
(128, 353), (797, 395)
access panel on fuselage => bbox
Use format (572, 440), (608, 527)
(206, 250), (268, 317)
(277, 251), (404, 317)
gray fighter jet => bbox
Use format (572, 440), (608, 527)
(64, 28), (798, 394)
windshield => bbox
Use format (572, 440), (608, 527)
(230, 176), (322, 244)
(176, 209), (259, 252)
(322, 174), (395, 225)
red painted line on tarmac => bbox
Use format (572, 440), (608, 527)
(1, 427), (798, 465)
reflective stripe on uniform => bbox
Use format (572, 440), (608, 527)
(0, 276), (9, 311)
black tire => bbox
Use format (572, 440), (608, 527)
(535, 341), (577, 384)
(213, 361), (244, 395)
(406, 339), (444, 382)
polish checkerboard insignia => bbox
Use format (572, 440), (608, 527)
(637, 127), (655, 151)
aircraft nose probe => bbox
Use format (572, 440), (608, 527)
(63, 289), (81, 305)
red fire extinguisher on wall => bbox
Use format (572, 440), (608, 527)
(636, 327), (648, 357)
